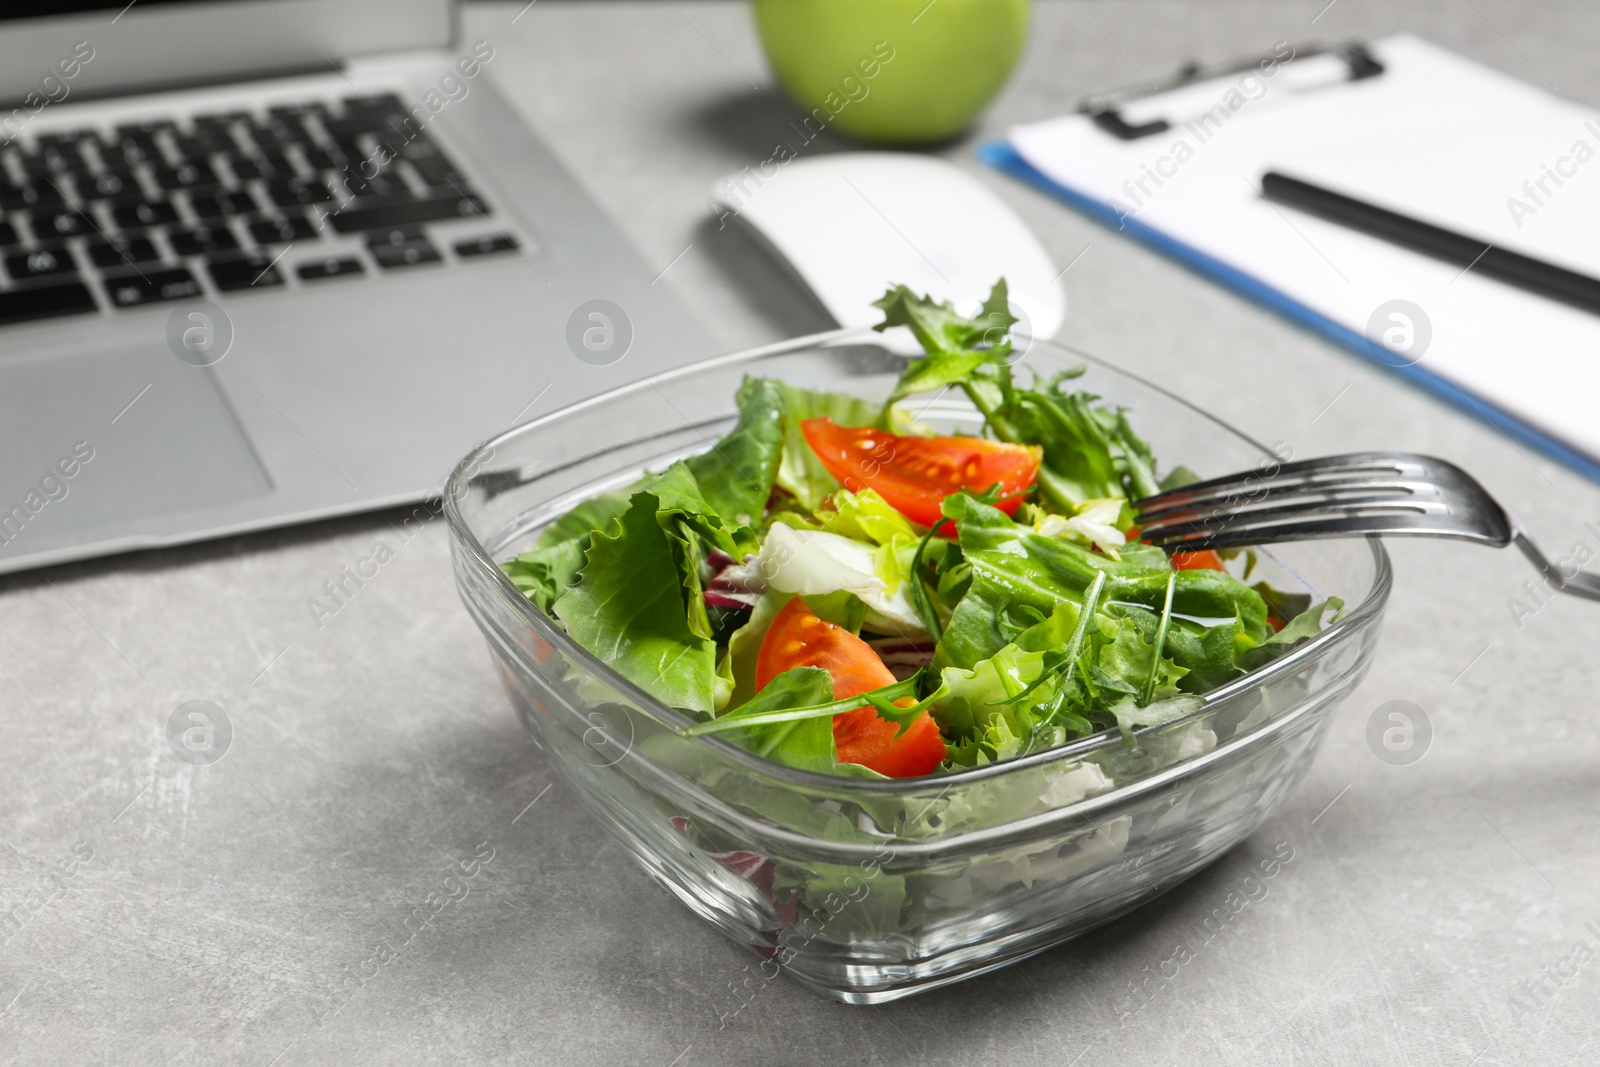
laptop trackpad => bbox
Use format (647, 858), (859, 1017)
(0, 344), (271, 560)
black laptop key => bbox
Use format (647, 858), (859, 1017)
(0, 221), (20, 247)
(0, 183), (63, 211)
(207, 251), (286, 291)
(5, 245), (76, 282)
(370, 237), (440, 270)
(337, 172), (407, 200)
(302, 145), (349, 171)
(322, 114), (408, 140)
(168, 225), (239, 256)
(154, 161), (220, 191)
(329, 193), (488, 234)
(115, 119), (176, 140)
(174, 133), (235, 158)
(36, 129), (94, 148)
(228, 153), (294, 181)
(88, 236), (160, 268)
(297, 256), (364, 281)
(103, 267), (203, 308)
(31, 210), (96, 240)
(455, 234), (519, 258)
(190, 189), (260, 218)
(100, 138), (155, 168)
(249, 212), (318, 244)
(266, 176), (333, 206)
(20, 147), (87, 179)
(406, 150), (464, 188)
(0, 281), (97, 326)
(113, 200), (180, 228)
(342, 92), (405, 112)
(80, 169), (141, 200)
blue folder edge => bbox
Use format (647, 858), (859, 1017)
(977, 138), (1600, 486)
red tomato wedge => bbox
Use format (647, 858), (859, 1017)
(800, 418), (1042, 529)
(755, 598), (947, 778)
(1172, 549), (1226, 572)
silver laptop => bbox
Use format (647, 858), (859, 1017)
(0, 0), (717, 576)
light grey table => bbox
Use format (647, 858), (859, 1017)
(5, 2), (1599, 1064)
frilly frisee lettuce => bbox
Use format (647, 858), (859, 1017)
(502, 279), (1344, 779)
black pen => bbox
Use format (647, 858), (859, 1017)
(1260, 171), (1600, 316)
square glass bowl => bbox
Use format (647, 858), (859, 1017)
(444, 333), (1390, 1003)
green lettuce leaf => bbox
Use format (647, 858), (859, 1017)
(684, 376), (787, 527)
(813, 488), (923, 592)
(713, 666), (839, 772)
(1238, 597), (1344, 671)
(774, 382), (885, 510)
(553, 489), (718, 714)
(502, 537), (589, 614)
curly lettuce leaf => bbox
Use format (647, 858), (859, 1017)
(502, 538), (589, 614)
(553, 489), (718, 714)
(813, 488), (923, 593)
(684, 376), (787, 527)
(775, 382), (888, 510)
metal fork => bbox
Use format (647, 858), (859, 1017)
(1134, 451), (1600, 602)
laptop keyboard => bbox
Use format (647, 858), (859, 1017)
(0, 93), (519, 328)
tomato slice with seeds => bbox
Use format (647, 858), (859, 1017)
(800, 418), (1042, 529)
(754, 598), (947, 778)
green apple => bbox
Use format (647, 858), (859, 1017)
(752, 0), (1029, 144)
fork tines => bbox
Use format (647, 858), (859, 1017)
(1132, 451), (1511, 550)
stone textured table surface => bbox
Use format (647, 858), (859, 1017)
(5, 2), (1600, 1063)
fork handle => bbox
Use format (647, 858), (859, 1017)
(1510, 520), (1600, 602)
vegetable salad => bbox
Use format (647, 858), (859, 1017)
(504, 281), (1338, 779)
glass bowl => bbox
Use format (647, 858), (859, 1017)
(444, 332), (1391, 1004)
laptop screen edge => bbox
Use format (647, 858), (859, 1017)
(0, 0), (455, 106)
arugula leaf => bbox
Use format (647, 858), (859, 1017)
(874, 282), (1016, 404)
(684, 376), (787, 527)
(937, 493), (1272, 670)
(553, 490), (718, 714)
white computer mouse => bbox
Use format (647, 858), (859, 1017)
(711, 153), (1065, 354)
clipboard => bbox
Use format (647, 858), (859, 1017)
(980, 34), (1600, 485)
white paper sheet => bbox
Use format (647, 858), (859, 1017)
(1009, 34), (1600, 462)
